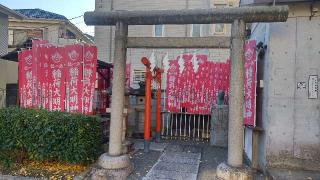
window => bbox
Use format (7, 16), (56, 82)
(191, 24), (202, 37)
(66, 29), (76, 39)
(8, 29), (43, 47)
(133, 69), (146, 83)
(154, 25), (164, 37)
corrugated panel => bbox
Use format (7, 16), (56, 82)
(0, 14), (8, 56)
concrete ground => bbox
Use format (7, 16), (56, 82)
(128, 139), (320, 180)
(128, 139), (229, 180)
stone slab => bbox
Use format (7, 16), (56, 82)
(165, 144), (202, 153)
(143, 145), (201, 180)
(153, 161), (199, 174)
(144, 169), (198, 180)
(134, 141), (168, 152)
(160, 151), (201, 161)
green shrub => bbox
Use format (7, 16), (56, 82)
(0, 107), (103, 164)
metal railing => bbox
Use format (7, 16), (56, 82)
(161, 111), (211, 141)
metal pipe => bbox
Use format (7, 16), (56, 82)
(108, 21), (128, 156)
(127, 37), (230, 49)
(227, 19), (246, 167)
(84, 6), (289, 25)
(154, 67), (163, 142)
(142, 57), (152, 153)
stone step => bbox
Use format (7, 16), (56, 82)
(143, 146), (201, 180)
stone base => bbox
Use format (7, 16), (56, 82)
(89, 163), (133, 180)
(98, 153), (131, 169)
(216, 162), (253, 180)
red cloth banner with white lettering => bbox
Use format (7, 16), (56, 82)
(165, 54), (230, 114)
(32, 40), (49, 108)
(18, 43), (98, 115)
(83, 45), (97, 115)
(48, 47), (66, 111)
(38, 43), (54, 109)
(65, 44), (83, 113)
(18, 49), (34, 108)
(166, 59), (180, 112)
(243, 40), (257, 126)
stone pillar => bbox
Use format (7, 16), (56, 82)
(93, 21), (132, 180)
(228, 18), (246, 167)
(216, 19), (252, 180)
(109, 21), (128, 156)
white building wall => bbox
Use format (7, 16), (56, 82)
(247, 2), (320, 172)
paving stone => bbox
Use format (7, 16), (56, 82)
(145, 169), (198, 180)
(134, 141), (168, 152)
(142, 144), (201, 180)
(160, 151), (201, 161)
(153, 161), (199, 174)
(165, 144), (202, 153)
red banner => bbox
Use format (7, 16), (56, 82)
(243, 40), (257, 126)
(65, 44), (83, 113)
(166, 59), (180, 112)
(48, 47), (66, 111)
(32, 40), (49, 108)
(83, 45), (97, 115)
(38, 43), (54, 109)
(18, 49), (33, 108)
(165, 54), (230, 114)
(19, 42), (98, 115)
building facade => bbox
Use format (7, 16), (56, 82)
(7, 8), (93, 52)
(241, 0), (320, 175)
(0, 4), (24, 108)
(95, 0), (239, 88)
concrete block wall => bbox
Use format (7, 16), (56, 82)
(247, 2), (320, 172)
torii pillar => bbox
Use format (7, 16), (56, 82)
(96, 21), (133, 179)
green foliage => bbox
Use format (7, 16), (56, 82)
(0, 107), (103, 165)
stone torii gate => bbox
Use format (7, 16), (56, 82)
(84, 6), (288, 179)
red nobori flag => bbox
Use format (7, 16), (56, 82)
(243, 40), (257, 126)
(82, 45), (97, 115)
(18, 49), (34, 108)
(37, 44), (52, 109)
(32, 40), (49, 108)
(47, 46), (66, 111)
(65, 45), (83, 113)
(165, 59), (179, 112)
